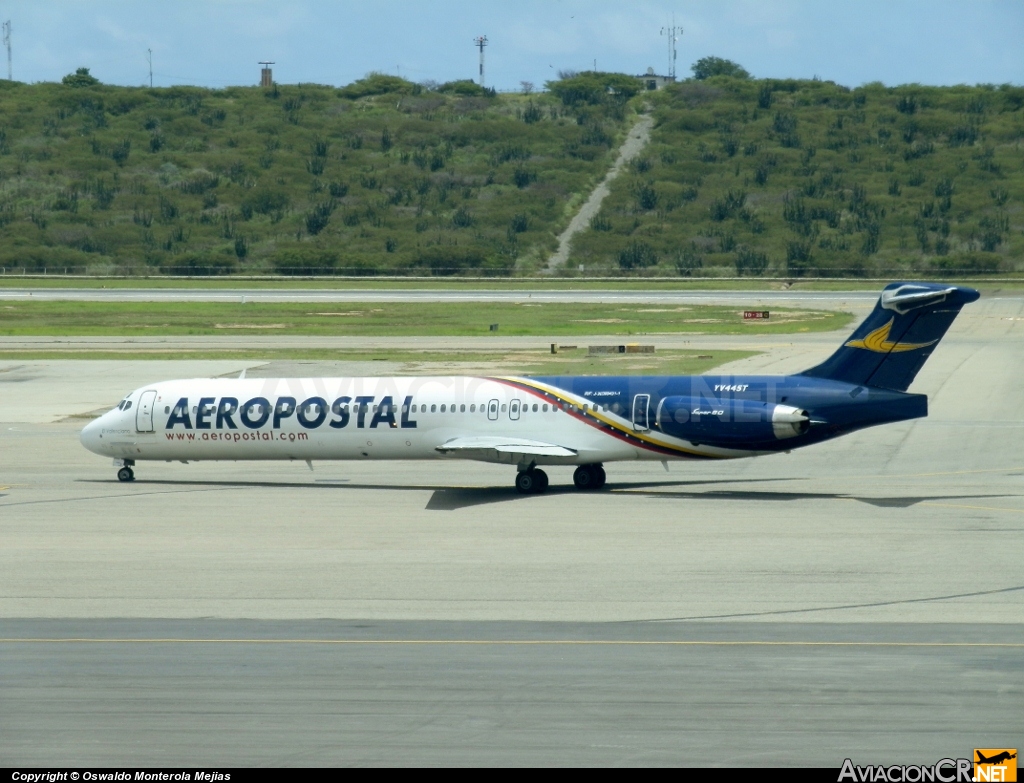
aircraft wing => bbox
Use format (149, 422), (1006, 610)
(435, 436), (577, 459)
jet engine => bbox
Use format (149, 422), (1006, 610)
(655, 397), (810, 445)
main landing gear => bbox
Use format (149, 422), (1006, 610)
(116, 460), (136, 482)
(573, 464), (606, 491)
(515, 468), (549, 495)
(514, 464), (607, 494)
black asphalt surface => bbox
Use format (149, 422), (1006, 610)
(1, 620), (1020, 767)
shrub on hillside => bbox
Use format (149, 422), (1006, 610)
(437, 80), (493, 97)
(411, 245), (510, 276)
(735, 248), (769, 276)
(675, 246), (703, 276)
(304, 200), (335, 236)
(338, 73), (418, 99)
(61, 68), (100, 88)
(618, 241), (658, 270)
(242, 188), (289, 216)
(272, 248), (339, 275)
(691, 57), (750, 81)
(930, 252), (1001, 275)
(160, 252), (238, 276)
(0, 246), (93, 273)
(546, 72), (642, 105)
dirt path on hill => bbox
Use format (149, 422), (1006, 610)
(543, 112), (654, 274)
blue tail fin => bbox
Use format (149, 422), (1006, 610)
(801, 282), (979, 391)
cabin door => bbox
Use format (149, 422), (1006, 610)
(631, 394), (651, 432)
(136, 390), (157, 432)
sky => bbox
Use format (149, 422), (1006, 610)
(1, 0), (1022, 91)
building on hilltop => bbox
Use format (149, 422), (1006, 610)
(635, 67), (674, 90)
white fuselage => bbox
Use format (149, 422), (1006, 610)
(80, 375), (755, 467)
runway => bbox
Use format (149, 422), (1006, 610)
(2, 620), (1020, 767)
(0, 286), (886, 304)
(1, 291), (1022, 765)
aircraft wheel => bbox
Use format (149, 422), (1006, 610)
(533, 469), (549, 493)
(516, 469), (547, 495)
(515, 470), (535, 494)
(117, 467), (135, 482)
(573, 465), (599, 491)
(594, 466), (606, 488)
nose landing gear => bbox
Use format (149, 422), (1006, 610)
(116, 459), (136, 482)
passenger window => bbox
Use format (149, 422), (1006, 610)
(164, 406), (170, 414)
(440, 404), (446, 413)
(470, 404), (476, 412)
(542, 404), (548, 412)
(501, 404), (507, 412)
(431, 404), (437, 413)
(460, 404), (466, 413)
(412, 404), (417, 413)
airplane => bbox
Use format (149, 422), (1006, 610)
(80, 281), (979, 493)
(976, 752), (1016, 765)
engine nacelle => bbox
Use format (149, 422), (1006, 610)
(655, 396), (810, 446)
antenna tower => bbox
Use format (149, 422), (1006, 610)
(2, 21), (11, 82)
(660, 15), (682, 80)
(147, 48), (152, 88)
(473, 35), (488, 87)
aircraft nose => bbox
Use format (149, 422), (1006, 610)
(80, 417), (105, 455)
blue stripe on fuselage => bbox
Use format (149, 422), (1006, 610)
(529, 374), (927, 451)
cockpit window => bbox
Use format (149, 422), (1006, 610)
(124, 401), (133, 411)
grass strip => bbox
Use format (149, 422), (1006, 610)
(0, 348), (758, 377)
(0, 277), (1019, 291)
(0, 301), (850, 336)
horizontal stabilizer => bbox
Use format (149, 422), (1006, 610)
(436, 436), (577, 458)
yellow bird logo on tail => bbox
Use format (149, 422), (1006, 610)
(844, 318), (938, 353)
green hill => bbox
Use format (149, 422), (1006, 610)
(0, 72), (635, 276)
(0, 70), (1021, 278)
(570, 78), (1024, 277)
